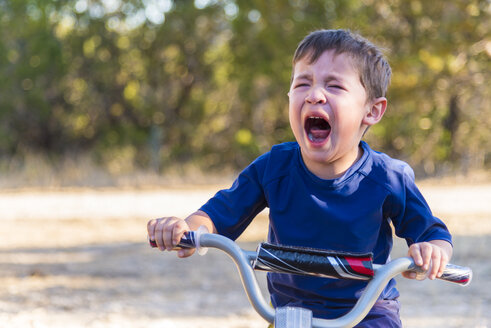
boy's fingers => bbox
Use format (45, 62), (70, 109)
(438, 251), (449, 277)
(428, 250), (441, 280)
(432, 249), (449, 279)
(147, 217), (190, 252)
(408, 244), (423, 266)
(419, 243), (433, 271)
(163, 217), (179, 251)
(154, 218), (167, 251)
(147, 218), (158, 241)
(408, 242), (451, 281)
(172, 221), (189, 246)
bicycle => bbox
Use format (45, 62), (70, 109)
(150, 227), (472, 328)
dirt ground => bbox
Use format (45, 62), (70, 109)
(0, 181), (490, 327)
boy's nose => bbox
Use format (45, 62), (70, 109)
(305, 87), (327, 104)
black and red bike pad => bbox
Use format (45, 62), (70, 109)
(253, 242), (374, 281)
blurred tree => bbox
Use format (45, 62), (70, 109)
(0, 0), (489, 177)
(0, 1), (67, 157)
(363, 0), (491, 175)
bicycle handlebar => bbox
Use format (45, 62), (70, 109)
(150, 230), (472, 328)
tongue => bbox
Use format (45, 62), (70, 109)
(308, 127), (330, 142)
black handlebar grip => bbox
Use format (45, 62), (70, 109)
(148, 231), (196, 249)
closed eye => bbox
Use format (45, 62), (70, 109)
(328, 84), (344, 90)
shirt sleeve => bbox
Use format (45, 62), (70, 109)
(389, 165), (452, 247)
(199, 154), (268, 240)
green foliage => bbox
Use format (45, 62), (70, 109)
(0, 0), (489, 176)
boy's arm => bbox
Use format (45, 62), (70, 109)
(388, 165), (453, 280)
(147, 210), (217, 258)
(403, 239), (453, 280)
(185, 210), (217, 233)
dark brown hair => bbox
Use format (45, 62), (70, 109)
(292, 29), (391, 100)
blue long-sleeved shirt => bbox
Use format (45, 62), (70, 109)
(200, 141), (452, 319)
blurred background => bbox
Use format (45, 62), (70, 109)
(0, 0), (489, 187)
(0, 0), (490, 327)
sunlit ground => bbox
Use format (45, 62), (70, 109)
(0, 175), (490, 327)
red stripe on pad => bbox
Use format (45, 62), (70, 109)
(346, 257), (374, 276)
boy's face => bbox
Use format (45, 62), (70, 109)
(288, 50), (385, 179)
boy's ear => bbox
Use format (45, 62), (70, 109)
(363, 97), (387, 126)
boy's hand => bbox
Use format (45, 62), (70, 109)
(147, 217), (195, 258)
(403, 240), (452, 280)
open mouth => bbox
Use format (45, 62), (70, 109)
(305, 116), (331, 143)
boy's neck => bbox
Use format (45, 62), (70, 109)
(301, 144), (364, 180)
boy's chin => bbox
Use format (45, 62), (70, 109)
(300, 147), (333, 163)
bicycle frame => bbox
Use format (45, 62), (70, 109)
(151, 230), (472, 328)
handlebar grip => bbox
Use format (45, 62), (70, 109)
(149, 228), (208, 255)
(148, 231), (196, 249)
(438, 263), (472, 286)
